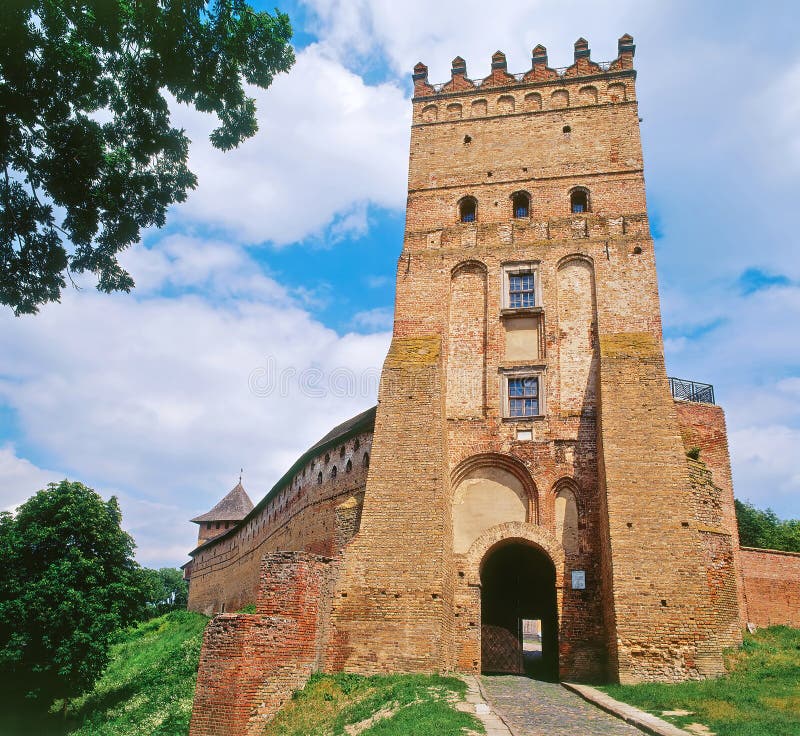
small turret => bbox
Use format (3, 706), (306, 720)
(531, 44), (548, 67)
(191, 478), (254, 546)
(574, 37), (590, 60)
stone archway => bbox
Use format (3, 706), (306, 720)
(451, 453), (539, 555)
(481, 542), (558, 680)
(460, 523), (565, 680)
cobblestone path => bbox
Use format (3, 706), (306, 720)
(481, 676), (644, 736)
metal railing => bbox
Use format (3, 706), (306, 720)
(668, 377), (715, 405)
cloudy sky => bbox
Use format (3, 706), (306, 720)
(2, 0), (799, 567)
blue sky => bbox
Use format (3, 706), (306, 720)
(2, 0), (799, 567)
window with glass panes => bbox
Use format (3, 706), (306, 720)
(508, 377), (539, 417)
(509, 273), (535, 308)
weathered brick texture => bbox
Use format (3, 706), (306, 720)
(187, 37), (800, 728)
(189, 553), (333, 736)
(740, 547), (800, 627)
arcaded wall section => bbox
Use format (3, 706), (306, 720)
(187, 426), (373, 616)
(740, 548), (800, 627)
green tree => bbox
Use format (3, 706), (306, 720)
(1, 0), (294, 315)
(0, 480), (148, 705)
(736, 499), (800, 553)
(141, 566), (188, 615)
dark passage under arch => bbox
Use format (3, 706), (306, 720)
(480, 542), (558, 680)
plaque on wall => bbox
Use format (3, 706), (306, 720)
(571, 570), (586, 590)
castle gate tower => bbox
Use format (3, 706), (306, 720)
(327, 36), (741, 683)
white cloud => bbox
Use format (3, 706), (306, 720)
(752, 59), (800, 175)
(170, 44), (409, 245)
(0, 445), (63, 511)
(729, 425), (800, 513)
(0, 236), (390, 566)
(365, 275), (390, 289)
(350, 306), (394, 331)
(302, 0), (654, 79)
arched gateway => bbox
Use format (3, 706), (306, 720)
(460, 522), (566, 679)
(480, 542), (558, 680)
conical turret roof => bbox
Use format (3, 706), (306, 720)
(191, 481), (254, 523)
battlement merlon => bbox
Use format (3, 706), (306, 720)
(412, 34), (636, 102)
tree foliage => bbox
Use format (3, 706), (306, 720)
(0, 0), (294, 315)
(0, 480), (148, 703)
(736, 500), (800, 553)
(140, 565), (188, 615)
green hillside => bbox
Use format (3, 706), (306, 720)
(64, 610), (208, 736)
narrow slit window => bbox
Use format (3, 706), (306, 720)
(509, 273), (535, 308)
(508, 377), (540, 417)
(459, 197), (477, 223)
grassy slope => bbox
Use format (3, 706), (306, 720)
(602, 626), (800, 736)
(262, 672), (484, 736)
(65, 610), (207, 736)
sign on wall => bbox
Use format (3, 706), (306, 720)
(571, 570), (586, 590)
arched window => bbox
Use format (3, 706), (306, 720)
(459, 197), (477, 223)
(317, 471), (323, 485)
(346, 459), (353, 473)
(331, 465), (338, 478)
(354, 438), (360, 451)
(570, 188), (590, 214)
(511, 191), (530, 219)
(324, 453), (330, 464)
(339, 446), (345, 458)
(363, 452), (370, 468)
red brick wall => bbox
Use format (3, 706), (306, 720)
(187, 431), (371, 616)
(740, 547), (800, 627)
(189, 552), (333, 736)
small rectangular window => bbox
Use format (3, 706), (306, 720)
(509, 273), (535, 308)
(508, 376), (539, 417)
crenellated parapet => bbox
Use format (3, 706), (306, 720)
(412, 35), (636, 119)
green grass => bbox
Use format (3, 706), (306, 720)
(64, 610), (208, 736)
(601, 626), (800, 736)
(262, 672), (484, 736)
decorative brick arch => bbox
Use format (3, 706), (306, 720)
(462, 521), (565, 587)
(450, 259), (487, 278)
(551, 475), (584, 513)
(451, 452), (539, 523)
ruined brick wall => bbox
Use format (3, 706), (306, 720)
(189, 553), (334, 736)
(687, 460), (741, 655)
(740, 547), (800, 627)
(187, 429), (372, 616)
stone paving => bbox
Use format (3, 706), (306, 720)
(480, 676), (645, 736)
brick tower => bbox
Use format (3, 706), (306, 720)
(187, 42), (748, 731)
(327, 35), (741, 683)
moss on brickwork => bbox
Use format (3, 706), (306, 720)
(383, 336), (441, 367)
(599, 332), (659, 358)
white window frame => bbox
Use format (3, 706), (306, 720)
(502, 369), (545, 419)
(501, 262), (542, 311)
